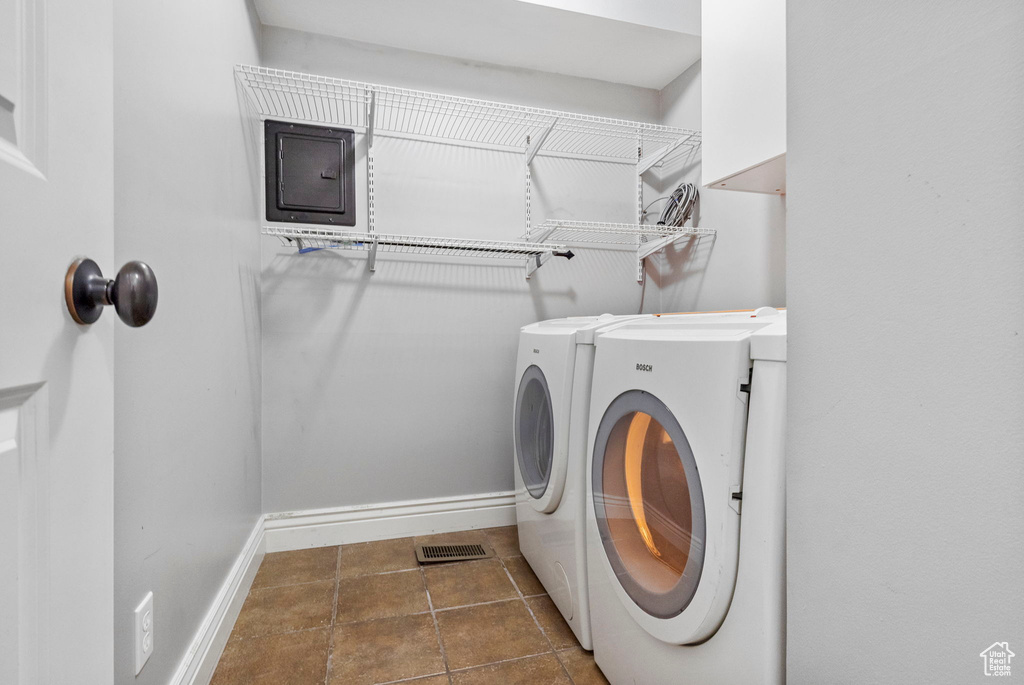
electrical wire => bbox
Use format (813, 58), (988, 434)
(640, 183), (700, 228)
(640, 196), (672, 224)
(657, 182), (699, 228)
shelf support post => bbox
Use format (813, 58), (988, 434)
(366, 90), (376, 237)
(366, 89), (376, 149)
(636, 129), (645, 284)
(525, 167), (532, 238)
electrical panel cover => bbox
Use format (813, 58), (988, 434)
(265, 120), (356, 226)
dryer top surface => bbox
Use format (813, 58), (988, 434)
(597, 310), (786, 361)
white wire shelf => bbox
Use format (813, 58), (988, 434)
(527, 220), (716, 246)
(237, 65), (708, 282)
(526, 220), (715, 282)
(263, 226), (573, 278)
(236, 65), (700, 164)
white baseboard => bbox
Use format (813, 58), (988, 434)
(166, 491), (516, 684)
(263, 491), (517, 553)
(169, 516), (266, 685)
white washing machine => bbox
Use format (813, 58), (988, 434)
(585, 308), (787, 684)
(513, 314), (647, 650)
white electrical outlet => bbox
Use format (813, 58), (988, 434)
(134, 591), (154, 675)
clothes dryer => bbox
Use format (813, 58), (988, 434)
(585, 308), (787, 684)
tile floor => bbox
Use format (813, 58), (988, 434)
(211, 526), (609, 685)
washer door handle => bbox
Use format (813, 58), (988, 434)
(65, 258), (159, 327)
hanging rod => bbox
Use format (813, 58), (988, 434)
(263, 226), (573, 279)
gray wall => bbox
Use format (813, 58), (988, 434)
(112, 1), (263, 683)
(648, 60), (786, 313)
(260, 28), (662, 512)
(787, 2), (1024, 683)
(258, 29), (788, 513)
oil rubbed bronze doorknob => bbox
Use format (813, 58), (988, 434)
(65, 258), (159, 327)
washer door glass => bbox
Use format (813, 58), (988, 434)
(515, 365), (554, 499)
(592, 390), (706, 619)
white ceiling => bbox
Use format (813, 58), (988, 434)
(514, 0), (700, 36)
(253, 0), (702, 90)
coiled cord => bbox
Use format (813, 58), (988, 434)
(657, 182), (699, 227)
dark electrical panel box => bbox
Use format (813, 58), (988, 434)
(264, 120), (356, 226)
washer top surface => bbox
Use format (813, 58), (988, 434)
(522, 313), (641, 336)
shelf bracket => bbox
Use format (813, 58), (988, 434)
(368, 238), (378, 272)
(525, 118), (557, 167)
(637, 233), (685, 261)
(529, 223), (558, 245)
(637, 132), (697, 175)
(525, 251), (552, 280)
(637, 233), (685, 282)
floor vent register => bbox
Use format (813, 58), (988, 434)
(415, 543), (493, 564)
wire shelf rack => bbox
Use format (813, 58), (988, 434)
(237, 64), (708, 281)
(235, 65), (700, 163)
(527, 220), (717, 246)
(263, 226), (572, 278)
(526, 220), (715, 283)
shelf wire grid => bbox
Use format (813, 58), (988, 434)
(263, 226), (567, 260)
(236, 65), (700, 162)
(527, 220), (716, 246)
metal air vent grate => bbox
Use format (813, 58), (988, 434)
(415, 543), (493, 564)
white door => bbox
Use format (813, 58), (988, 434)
(0, 0), (115, 682)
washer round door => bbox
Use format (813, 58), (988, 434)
(592, 390), (733, 644)
(515, 365), (565, 513)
